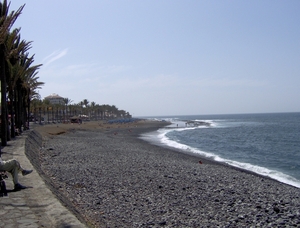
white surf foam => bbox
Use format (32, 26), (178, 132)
(141, 126), (300, 189)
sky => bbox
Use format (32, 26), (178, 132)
(9, 0), (300, 116)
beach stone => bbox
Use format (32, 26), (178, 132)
(273, 206), (280, 213)
(25, 121), (300, 227)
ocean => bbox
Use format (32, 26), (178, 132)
(140, 112), (300, 188)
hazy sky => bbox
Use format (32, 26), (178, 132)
(10, 1), (300, 116)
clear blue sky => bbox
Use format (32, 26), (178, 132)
(10, 0), (300, 116)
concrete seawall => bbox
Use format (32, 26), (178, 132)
(23, 129), (88, 227)
(25, 130), (44, 174)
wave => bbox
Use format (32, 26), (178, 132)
(140, 125), (300, 189)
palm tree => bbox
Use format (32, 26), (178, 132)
(31, 98), (42, 123)
(43, 98), (50, 123)
(82, 99), (89, 117)
(90, 101), (96, 120)
(0, 1), (25, 146)
(13, 52), (42, 132)
(23, 67), (44, 127)
(63, 97), (73, 122)
(6, 28), (32, 137)
(83, 99), (89, 108)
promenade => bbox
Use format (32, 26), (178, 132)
(0, 131), (87, 228)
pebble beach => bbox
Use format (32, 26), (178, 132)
(26, 120), (300, 227)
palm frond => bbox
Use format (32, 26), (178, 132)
(0, 1), (25, 43)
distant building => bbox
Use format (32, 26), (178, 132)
(44, 93), (64, 105)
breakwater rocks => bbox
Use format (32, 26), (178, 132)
(25, 124), (300, 227)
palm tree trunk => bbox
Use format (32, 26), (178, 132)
(21, 88), (27, 129)
(15, 79), (22, 133)
(27, 94), (30, 129)
(8, 92), (15, 138)
(0, 44), (8, 147)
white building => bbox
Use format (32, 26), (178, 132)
(44, 93), (64, 105)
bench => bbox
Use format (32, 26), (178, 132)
(0, 170), (8, 197)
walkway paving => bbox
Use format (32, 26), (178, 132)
(0, 131), (87, 228)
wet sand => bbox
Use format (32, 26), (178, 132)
(27, 120), (300, 227)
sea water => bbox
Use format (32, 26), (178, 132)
(140, 113), (300, 188)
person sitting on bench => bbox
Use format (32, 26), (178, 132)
(0, 157), (33, 191)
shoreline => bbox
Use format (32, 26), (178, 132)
(140, 120), (300, 189)
(138, 125), (298, 189)
(29, 120), (300, 227)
